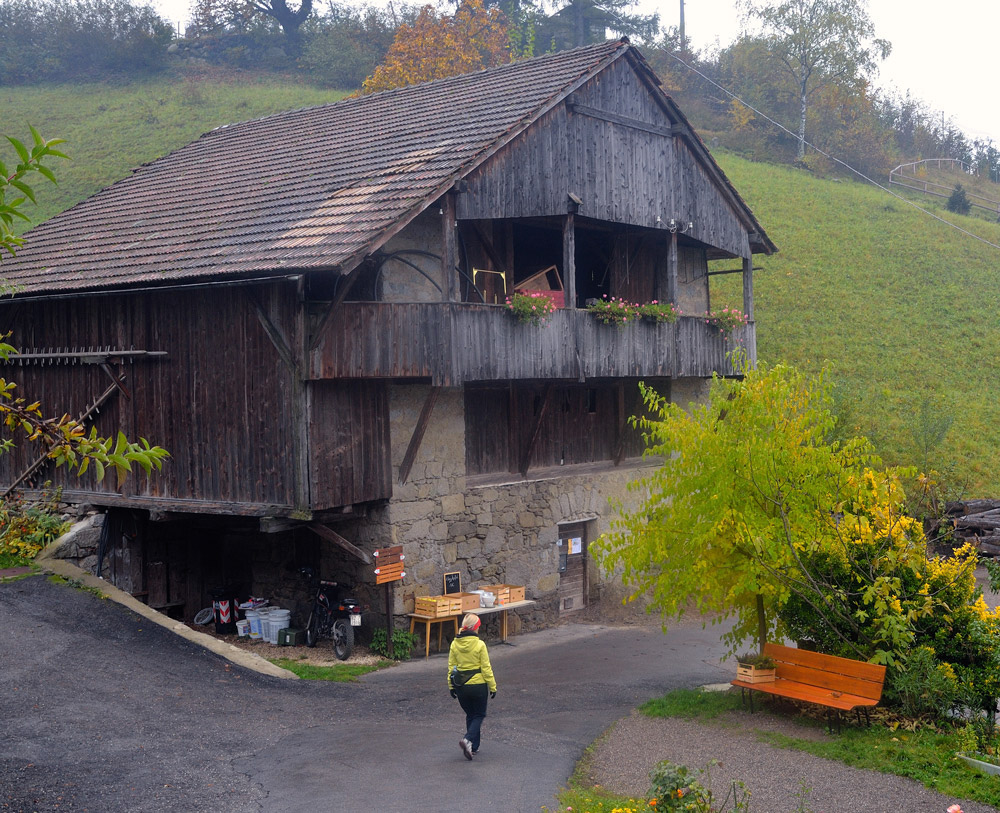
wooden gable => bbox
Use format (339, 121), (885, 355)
(456, 53), (755, 260)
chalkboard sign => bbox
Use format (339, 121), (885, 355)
(443, 572), (461, 594)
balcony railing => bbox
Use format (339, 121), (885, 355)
(308, 303), (755, 384)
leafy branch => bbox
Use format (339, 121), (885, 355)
(1, 125), (68, 259)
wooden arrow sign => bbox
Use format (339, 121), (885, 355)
(373, 545), (405, 584)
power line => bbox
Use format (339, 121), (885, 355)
(667, 51), (1000, 253)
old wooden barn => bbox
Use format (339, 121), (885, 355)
(0, 38), (775, 633)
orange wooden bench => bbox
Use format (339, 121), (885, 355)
(731, 642), (887, 733)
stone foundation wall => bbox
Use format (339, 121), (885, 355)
(370, 383), (665, 632)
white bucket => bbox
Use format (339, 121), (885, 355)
(236, 619), (250, 637)
(268, 609), (291, 644)
(257, 607), (271, 641)
(246, 609), (262, 639)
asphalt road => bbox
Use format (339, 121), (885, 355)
(1, 574), (733, 812)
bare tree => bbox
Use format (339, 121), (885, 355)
(252, 0), (313, 53)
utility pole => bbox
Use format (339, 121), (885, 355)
(679, 0), (686, 50)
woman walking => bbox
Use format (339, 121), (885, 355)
(447, 613), (497, 760)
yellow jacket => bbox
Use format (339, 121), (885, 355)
(447, 632), (497, 692)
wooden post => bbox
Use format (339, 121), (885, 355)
(385, 582), (394, 656)
(742, 255), (754, 322)
(562, 214), (576, 309)
(666, 231), (678, 306)
(441, 193), (458, 302)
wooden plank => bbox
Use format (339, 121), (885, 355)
(742, 255), (754, 323)
(442, 193), (458, 302)
(732, 679), (875, 711)
(764, 643), (886, 684)
(519, 383), (552, 477)
(398, 387), (441, 484)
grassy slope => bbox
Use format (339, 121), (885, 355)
(714, 152), (1000, 494)
(3, 74), (998, 494)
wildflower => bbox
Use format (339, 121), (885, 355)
(948, 806), (964, 813)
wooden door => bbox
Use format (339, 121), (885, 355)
(558, 524), (587, 615)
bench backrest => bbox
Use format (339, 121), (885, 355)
(763, 643), (886, 702)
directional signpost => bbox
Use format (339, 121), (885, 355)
(373, 546), (405, 655)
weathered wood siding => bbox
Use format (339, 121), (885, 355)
(309, 303), (754, 384)
(309, 380), (391, 509)
(0, 284), (305, 514)
(456, 57), (751, 260)
(465, 380), (661, 475)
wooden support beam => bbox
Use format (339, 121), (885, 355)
(441, 193), (458, 302)
(398, 386), (441, 485)
(4, 375), (124, 498)
(519, 383), (552, 477)
(563, 214), (577, 309)
(247, 289), (298, 372)
(567, 100), (673, 138)
(307, 522), (373, 565)
(742, 255), (755, 322)
(260, 516), (303, 534)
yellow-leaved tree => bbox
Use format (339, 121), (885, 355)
(361, 0), (511, 94)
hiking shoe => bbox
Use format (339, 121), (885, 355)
(460, 738), (473, 760)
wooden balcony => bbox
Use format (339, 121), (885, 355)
(308, 303), (755, 384)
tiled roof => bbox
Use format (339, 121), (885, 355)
(2, 40), (631, 294)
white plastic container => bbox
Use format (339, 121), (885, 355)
(236, 619), (250, 637)
(268, 608), (291, 644)
(246, 609), (262, 640)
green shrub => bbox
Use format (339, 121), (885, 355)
(887, 645), (959, 718)
(946, 184), (972, 215)
(0, 488), (68, 567)
(369, 627), (418, 660)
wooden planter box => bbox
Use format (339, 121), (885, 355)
(736, 664), (776, 684)
(415, 595), (464, 617)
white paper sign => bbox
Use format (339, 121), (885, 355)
(569, 536), (582, 554)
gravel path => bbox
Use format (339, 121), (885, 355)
(586, 709), (1000, 813)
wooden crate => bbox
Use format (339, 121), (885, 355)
(736, 664), (776, 684)
(491, 584), (525, 604)
(455, 592), (481, 613)
(414, 595), (464, 617)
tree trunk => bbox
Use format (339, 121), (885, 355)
(797, 83), (808, 160)
(756, 593), (767, 655)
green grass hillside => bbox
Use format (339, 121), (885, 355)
(3, 73), (998, 495)
(715, 153), (1000, 495)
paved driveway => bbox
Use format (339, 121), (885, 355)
(1, 574), (732, 812)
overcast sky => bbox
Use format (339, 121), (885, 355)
(152, 0), (1000, 145)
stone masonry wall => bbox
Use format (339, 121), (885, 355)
(366, 383), (692, 632)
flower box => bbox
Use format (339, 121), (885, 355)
(414, 595), (464, 617)
(736, 664), (776, 684)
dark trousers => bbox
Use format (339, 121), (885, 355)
(456, 682), (489, 751)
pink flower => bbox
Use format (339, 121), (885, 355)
(948, 806), (964, 813)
